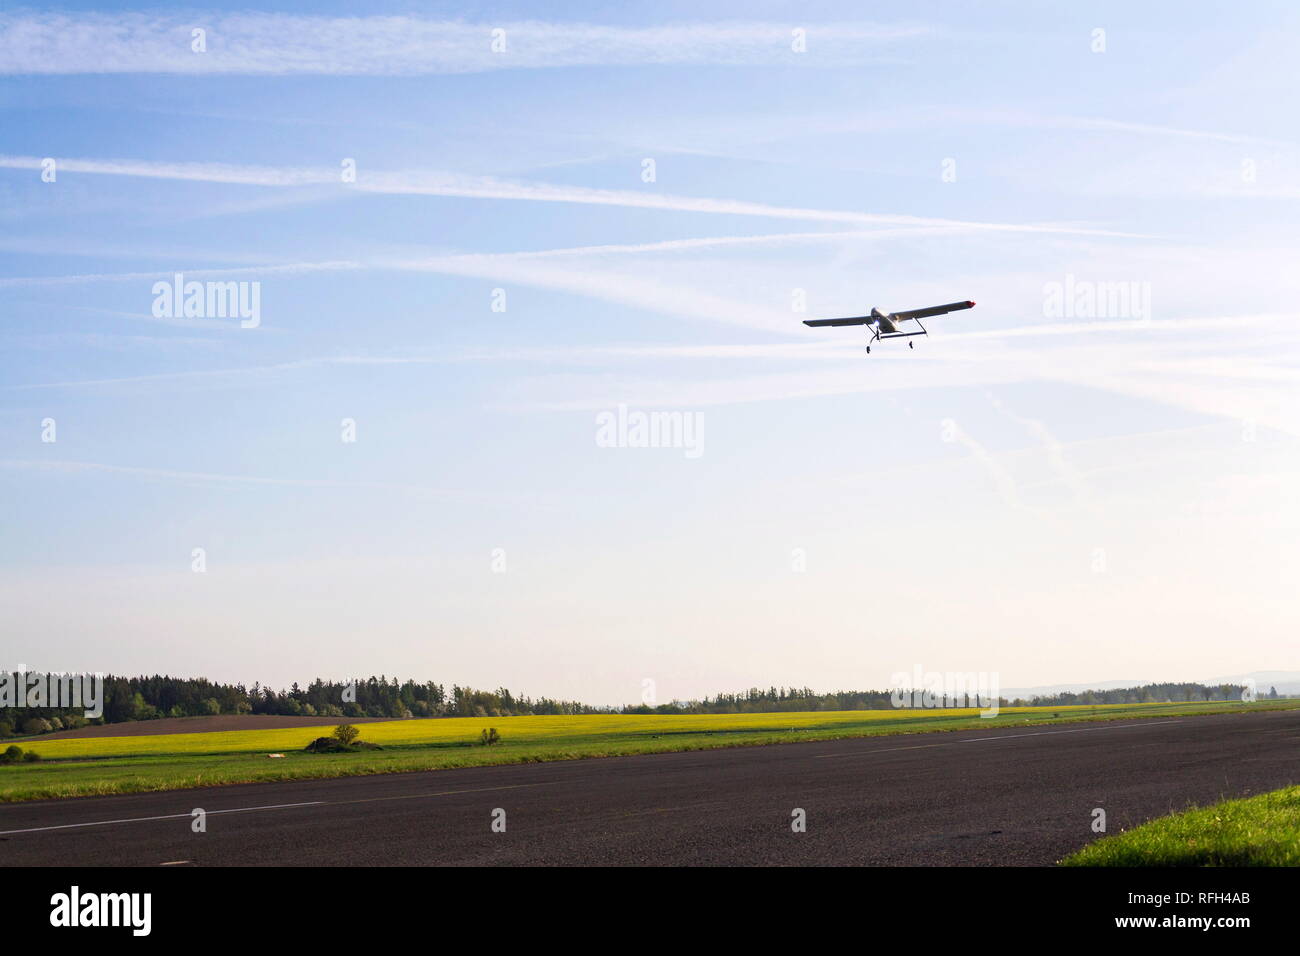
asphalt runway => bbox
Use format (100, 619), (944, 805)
(3, 710), (1298, 866)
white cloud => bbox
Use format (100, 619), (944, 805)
(0, 14), (926, 75)
(0, 458), (466, 499)
(986, 392), (1094, 510)
(0, 260), (362, 288)
(0, 154), (1150, 237)
(504, 313), (1300, 444)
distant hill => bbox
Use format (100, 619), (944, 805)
(1003, 672), (1300, 700)
(1201, 671), (1300, 695)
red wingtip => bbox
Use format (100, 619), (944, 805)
(968, 300), (976, 307)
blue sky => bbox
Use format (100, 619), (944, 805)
(2, 2), (1299, 703)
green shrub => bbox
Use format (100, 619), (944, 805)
(480, 727), (501, 746)
(305, 733), (379, 754)
(305, 736), (346, 753)
(332, 724), (360, 747)
(21, 749), (39, 762)
(0, 745), (23, 765)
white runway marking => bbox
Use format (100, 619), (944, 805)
(959, 720), (1184, 742)
(0, 801), (324, 836)
(813, 719), (1189, 758)
(0, 782), (551, 837)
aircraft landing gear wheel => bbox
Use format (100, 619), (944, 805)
(909, 341), (914, 349)
(865, 345), (871, 354)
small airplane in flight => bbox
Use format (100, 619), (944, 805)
(803, 299), (976, 352)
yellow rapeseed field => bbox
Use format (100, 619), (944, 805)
(23, 702), (1211, 759)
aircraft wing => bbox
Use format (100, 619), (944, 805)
(891, 300), (976, 321)
(802, 315), (872, 327)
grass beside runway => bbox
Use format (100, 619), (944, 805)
(1062, 785), (1300, 866)
(1, 698), (1297, 802)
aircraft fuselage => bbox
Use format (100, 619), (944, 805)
(870, 307), (899, 334)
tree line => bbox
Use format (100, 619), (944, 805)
(0, 673), (1279, 739)
(639, 681), (1273, 713)
(0, 674), (605, 738)
(1005, 681), (1275, 707)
